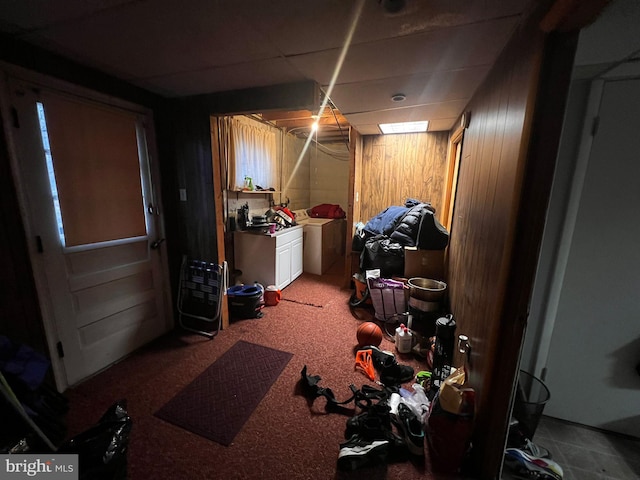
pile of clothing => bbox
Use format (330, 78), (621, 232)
(354, 198), (449, 278)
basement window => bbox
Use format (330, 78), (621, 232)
(227, 116), (279, 191)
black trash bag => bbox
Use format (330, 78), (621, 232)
(59, 400), (132, 480)
(360, 235), (405, 278)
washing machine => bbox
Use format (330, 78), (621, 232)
(293, 209), (345, 275)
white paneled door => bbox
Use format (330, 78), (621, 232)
(5, 76), (172, 390)
(542, 78), (640, 436)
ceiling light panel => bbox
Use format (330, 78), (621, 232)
(379, 121), (428, 134)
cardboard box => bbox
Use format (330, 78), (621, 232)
(404, 246), (445, 280)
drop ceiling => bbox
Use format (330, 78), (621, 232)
(0, 0), (534, 140)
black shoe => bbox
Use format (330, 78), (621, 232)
(361, 345), (396, 370)
(345, 403), (392, 439)
(337, 434), (389, 470)
(380, 363), (415, 386)
(393, 403), (425, 456)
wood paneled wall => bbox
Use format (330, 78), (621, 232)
(358, 132), (449, 224)
(446, 24), (542, 480)
(445, 6), (578, 478)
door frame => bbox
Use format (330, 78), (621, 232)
(0, 62), (173, 391)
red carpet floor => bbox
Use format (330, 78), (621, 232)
(65, 259), (470, 479)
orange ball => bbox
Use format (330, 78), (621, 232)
(356, 322), (383, 347)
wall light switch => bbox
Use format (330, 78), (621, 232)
(179, 188), (187, 202)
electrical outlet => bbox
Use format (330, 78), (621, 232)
(179, 188), (187, 202)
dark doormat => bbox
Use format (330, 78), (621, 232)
(154, 340), (293, 445)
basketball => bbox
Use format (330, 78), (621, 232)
(356, 322), (383, 347)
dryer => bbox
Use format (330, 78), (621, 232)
(293, 209), (344, 275)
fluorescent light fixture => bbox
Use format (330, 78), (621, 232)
(379, 120), (429, 134)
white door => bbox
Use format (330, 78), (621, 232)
(542, 78), (640, 436)
(4, 76), (173, 390)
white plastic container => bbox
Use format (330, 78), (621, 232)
(395, 323), (413, 354)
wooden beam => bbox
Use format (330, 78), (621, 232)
(210, 117), (230, 329)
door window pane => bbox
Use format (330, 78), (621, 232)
(39, 95), (146, 247)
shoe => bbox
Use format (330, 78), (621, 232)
(380, 363), (415, 386)
(507, 418), (552, 459)
(522, 438), (552, 459)
(360, 345), (396, 370)
(337, 434), (388, 470)
(504, 448), (563, 480)
(393, 403), (425, 456)
(345, 403), (392, 439)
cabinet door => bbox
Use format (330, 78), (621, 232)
(275, 243), (292, 290)
(291, 237), (303, 281)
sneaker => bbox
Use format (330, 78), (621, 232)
(360, 345), (396, 370)
(522, 438), (552, 459)
(393, 403), (425, 456)
(380, 363), (415, 386)
(337, 434), (389, 470)
(345, 403), (392, 439)
(504, 448), (563, 480)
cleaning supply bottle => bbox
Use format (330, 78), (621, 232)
(395, 323), (413, 354)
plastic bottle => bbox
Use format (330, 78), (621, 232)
(395, 323), (413, 353)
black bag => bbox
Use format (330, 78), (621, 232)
(59, 400), (132, 480)
(417, 211), (449, 250)
(359, 235), (404, 278)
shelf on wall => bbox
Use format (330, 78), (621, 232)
(231, 190), (280, 194)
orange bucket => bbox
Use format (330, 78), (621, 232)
(353, 274), (372, 305)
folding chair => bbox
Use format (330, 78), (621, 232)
(177, 255), (227, 338)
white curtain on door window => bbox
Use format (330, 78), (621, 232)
(227, 116), (278, 191)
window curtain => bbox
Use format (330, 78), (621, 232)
(227, 116), (279, 191)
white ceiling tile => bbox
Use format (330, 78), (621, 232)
(0, 0), (134, 30)
(426, 117), (458, 131)
(327, 67), (488, 114)
(141, 58), (307, 97)
(0, 0), (534, 134)
(344, 99), (469, 126)
(289, 17), (517, 85)
(235, 0), (527, 56)
(20, 0), (281, 79)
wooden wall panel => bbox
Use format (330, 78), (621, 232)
(445, 6), (578, 478)
(358, 132), (449, 224)
(446, 29), (543, 479)
(154, 100), (217, 312)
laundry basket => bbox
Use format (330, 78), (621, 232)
(177, 256), (227, 338)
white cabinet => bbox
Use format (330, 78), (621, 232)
(234, 225), (303, 290)
(291, 235), (303, 280)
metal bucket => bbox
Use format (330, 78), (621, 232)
(407, 277), (447, 302)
